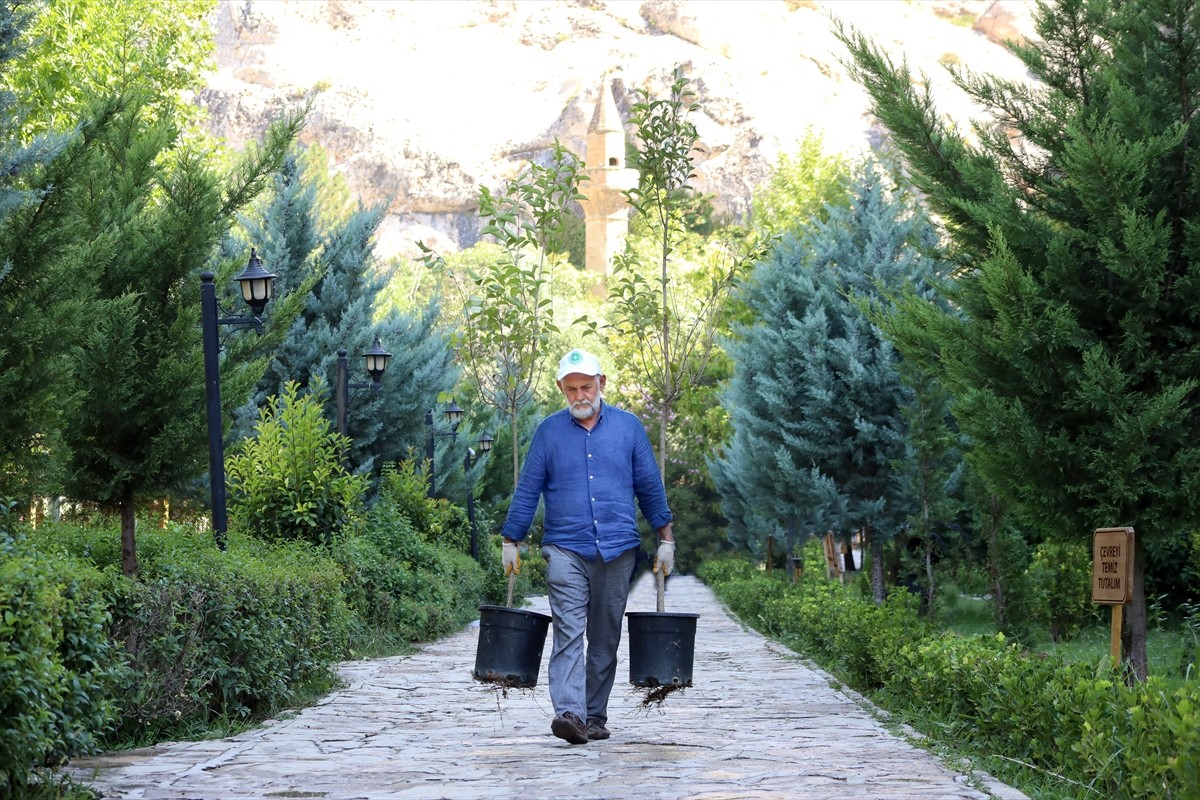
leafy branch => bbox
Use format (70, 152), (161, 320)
(419, 141), (588, 485)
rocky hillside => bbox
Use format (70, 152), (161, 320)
(203, 0), (1038, 260)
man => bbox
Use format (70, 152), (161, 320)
(500, 347), (674, 744)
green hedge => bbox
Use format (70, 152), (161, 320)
(6, 471), (512, 783)
(0, 530), (125, 795)
(25, 523), (354, 744)
(698, 556), (1200, 800)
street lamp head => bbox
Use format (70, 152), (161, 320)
(444, 399), (464, 428)
(363, 336), (391, 383)
(236, 248), (276, 318)
(478, 432), (493, 452)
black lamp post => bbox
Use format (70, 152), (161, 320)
(465, 431), (493, 561)
(424, 399), (463, 498)
(335, 336), (391, 438)
(200, 249), (276, 550)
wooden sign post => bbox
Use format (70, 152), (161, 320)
(1092, 527), (1134, 663)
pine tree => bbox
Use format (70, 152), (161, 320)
(838, 0), (1200, 677)
(712, 158), (944, 600)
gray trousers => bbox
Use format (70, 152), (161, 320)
(541, 544), (636, 725)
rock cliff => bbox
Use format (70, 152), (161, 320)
(203, 0), (1037, 260)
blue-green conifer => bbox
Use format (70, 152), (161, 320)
(712, 159), (944, 598)
(231, 150), (457, 480)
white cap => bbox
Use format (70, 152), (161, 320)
(556, 348), (603, 380)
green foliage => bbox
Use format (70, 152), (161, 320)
(0, 0), (53, 222)
(27, 521), (353, 745)
(228, 381), (365, 547)
(701, 556), (1200, 800)
(0, 522), (125, 794)
(232, 147), (459, 479)
(3, 0), (217, 137)
(1023, 538), (1098, 642)
(376, 461), (472, 553)
(1074, 677), (1200, 799)
(54, 89), (304, 575)
(838, 0), (1200, 672)
(332, 471), (485, 642)
(545, 206), (586, 269)
(0, 3), (92, 502)
(713, 157), (944, 578)
(750, 127), (851, 238)
(608, 68), (768, 479)
(419, 141), (586, 487)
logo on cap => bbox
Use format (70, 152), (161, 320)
(569, 351), (582, 363)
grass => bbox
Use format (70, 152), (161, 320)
(938, 592), (994, 637)
(346, 627), (419, 660)
(939, 592), (1199, 683)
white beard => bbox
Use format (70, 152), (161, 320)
(568, 394), (602, 421)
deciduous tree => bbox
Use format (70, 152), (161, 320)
(608, 69), (767, 481)
(419, 142), (586, 488)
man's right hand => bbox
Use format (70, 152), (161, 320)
(502, 539), (521, 576)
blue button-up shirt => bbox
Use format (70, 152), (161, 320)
(500, 403), (672, 562)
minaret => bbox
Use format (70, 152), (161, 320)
(578, 79), (639, 295)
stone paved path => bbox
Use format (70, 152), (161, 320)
(68, 574), (1028, 800)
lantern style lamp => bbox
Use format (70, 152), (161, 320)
(337, 336), (391, 438)
(234, 248), (276, 318)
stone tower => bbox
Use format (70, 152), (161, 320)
(578, 80), (638, 293)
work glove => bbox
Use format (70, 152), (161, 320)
(653, 540), (675, 576)
(502, 539), (521, 576)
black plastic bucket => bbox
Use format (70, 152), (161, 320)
(473, 605), (553, 688)
(626, 611), (699, 687)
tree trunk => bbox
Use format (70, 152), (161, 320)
(510, 410), (520, 491)
(923, 533), (936, 613)
(120, 489), (138, 577)
(658, 403), (668, 482)
(984, 494), (1008, 626)
(867, 525), (885, 604)
(657, 221), (672, 486)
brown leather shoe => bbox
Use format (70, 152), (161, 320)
(551, 712), (588, 744)
(587, 719), (610, 740)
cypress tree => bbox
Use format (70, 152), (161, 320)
(58, 95), (302, 576)
(0, 1), (80, 503)
(838, 0), (1200, 677)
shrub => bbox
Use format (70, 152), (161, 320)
(1024, 538), (1097, 641)
(227, 381), (365, 547)
(0, 520), (126, 794)
(700, 556), (1200, 799)
(377, 461), (472, 554)
(329, 466), (490, 643)
(27, 522), (353, 744)
(1074, 677), (1200, 799)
